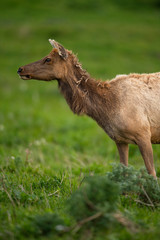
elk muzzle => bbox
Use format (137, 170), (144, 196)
(17, 66), (31, 80)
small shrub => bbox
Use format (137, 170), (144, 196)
(67, 176), (120, 228)
(107, 164), (160, 207)
(17, 213), (66, 237)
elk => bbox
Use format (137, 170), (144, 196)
(17, 39), (160, 178)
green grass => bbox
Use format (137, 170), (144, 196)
(1, 0), (160, 239)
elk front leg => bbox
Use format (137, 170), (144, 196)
(136, 138), (156, 178)
(116, 142), (129, 166)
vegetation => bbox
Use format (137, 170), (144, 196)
(1, 0), (160, 239)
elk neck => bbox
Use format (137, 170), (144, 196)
(57, 53), (117, 129)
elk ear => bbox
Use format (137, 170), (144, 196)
(49, 39), (68, 60)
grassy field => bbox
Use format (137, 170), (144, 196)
(1, 0), (160, 239)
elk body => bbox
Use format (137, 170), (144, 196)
(17, 39), (160, 178)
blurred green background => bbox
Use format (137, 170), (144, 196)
(1, 0), (160, 169)
(1, 0), (160, 201)
(1, 0), (160, 239)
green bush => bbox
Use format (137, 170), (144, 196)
(107, 164), (160, 207)
(16, 213), (66, 238)
(67, 176), (120, 228)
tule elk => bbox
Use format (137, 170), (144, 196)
(17, 39), (160, 178)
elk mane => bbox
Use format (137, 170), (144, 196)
(58, 51), (113, 118)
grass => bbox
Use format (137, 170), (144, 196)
(1, 0), (160, 239)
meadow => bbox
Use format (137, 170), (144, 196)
(1, 0), (160, 239)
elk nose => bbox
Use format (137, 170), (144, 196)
(17, 67), (23, 74)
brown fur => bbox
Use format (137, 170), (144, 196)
(18, 40), (160, 178)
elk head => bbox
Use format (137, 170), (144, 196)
(17, 40), (69, 81)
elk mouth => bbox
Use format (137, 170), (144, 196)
(19, 74), (31, 80)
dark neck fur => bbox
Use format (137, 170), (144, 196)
(58, 52), (114, 121)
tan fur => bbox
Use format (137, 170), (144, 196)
(18, 40), (160, 178)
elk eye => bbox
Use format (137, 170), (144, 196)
(45, 58), (51, 63)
